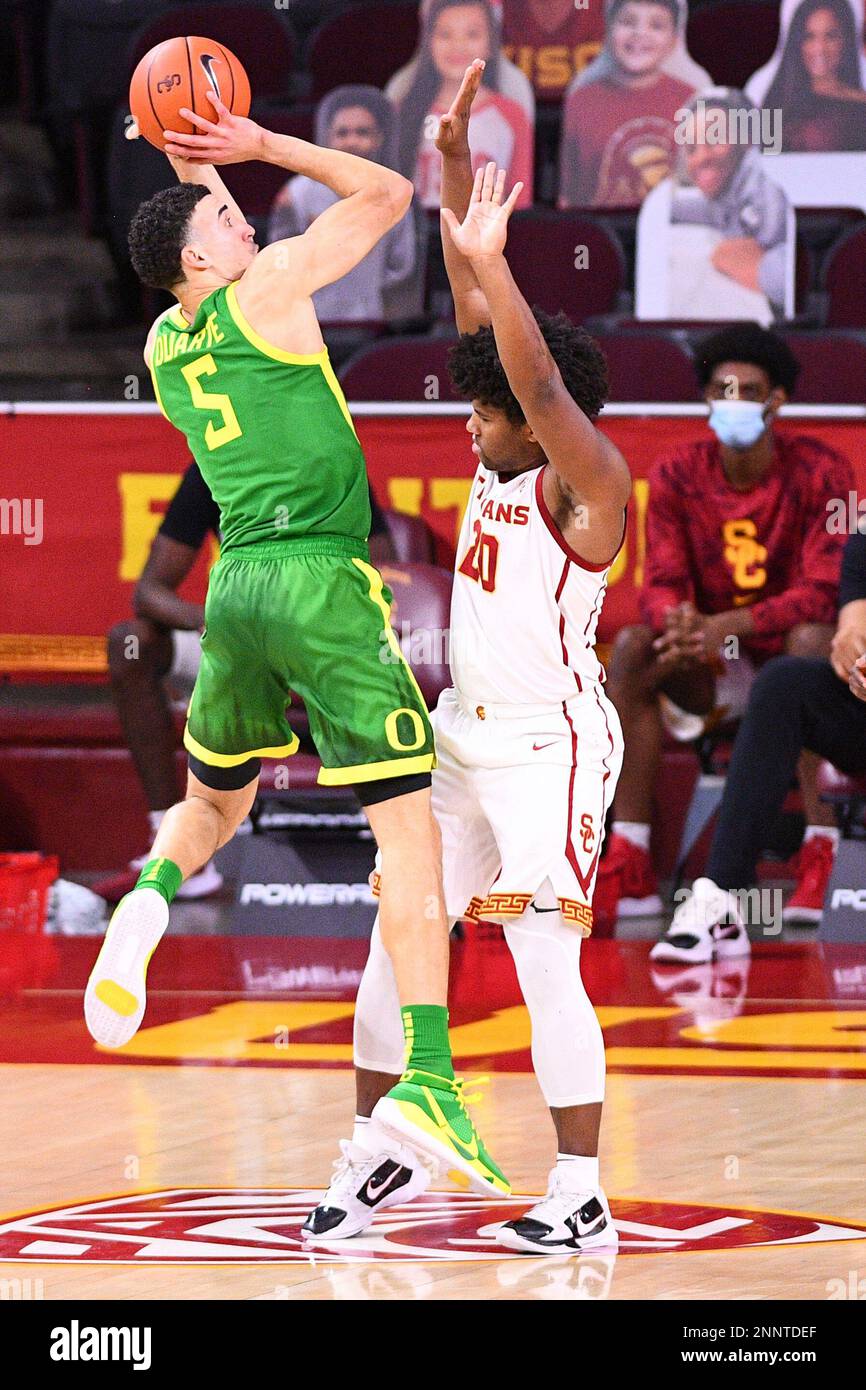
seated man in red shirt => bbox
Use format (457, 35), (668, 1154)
(598, 324), (854, 929)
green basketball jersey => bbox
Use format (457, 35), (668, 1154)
(149, 281), (371, 551)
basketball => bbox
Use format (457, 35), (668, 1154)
(129, 36), (251, 151)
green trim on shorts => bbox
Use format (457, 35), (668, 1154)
(184, 723), (300, 766)
(221, 536), (370, 560)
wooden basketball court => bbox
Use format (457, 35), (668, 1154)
(1, 933), (865, 1300)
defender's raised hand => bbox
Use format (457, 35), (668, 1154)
(163, 91), (265, 164)
(440, 162), (523, 261)
(435, 58), (485, 156)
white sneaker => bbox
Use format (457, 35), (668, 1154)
(496, 1171), (618, 1255)
(650, 877), (751, 964)
(84, 888), (168, 1048)
(302, 1135), (431, 1241)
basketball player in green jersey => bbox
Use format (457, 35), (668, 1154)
(84, 93), (508, 1197)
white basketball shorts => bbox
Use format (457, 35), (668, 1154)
(428, 685), (624, 935)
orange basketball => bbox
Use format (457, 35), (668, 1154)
(129, 36), (251, 150)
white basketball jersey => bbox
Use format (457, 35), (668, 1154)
(450, 463), (619, 704)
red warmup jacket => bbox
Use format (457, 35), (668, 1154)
(638, 433), (855, 658)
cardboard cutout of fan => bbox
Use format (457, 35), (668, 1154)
(129, 36), (250, 150)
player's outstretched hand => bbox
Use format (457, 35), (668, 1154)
(163, 91), (265, 165)
(435, 58), (484, 156)
(440, 161), (523, 261)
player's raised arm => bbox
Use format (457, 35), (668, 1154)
(163, 93), (413, 299)
(443, 163), (631, 544)
(435, 59), (491, 333)
(126, 109), (248, 226)
(165, 151), (245, 224)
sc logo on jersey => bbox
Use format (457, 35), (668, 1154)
(580, 814), (595, 854)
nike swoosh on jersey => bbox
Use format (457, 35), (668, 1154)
(532, 741), (556, 751)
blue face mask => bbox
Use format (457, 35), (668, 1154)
(708, 399), (768, 449)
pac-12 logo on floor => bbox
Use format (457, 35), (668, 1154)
(1, 1190), (865, 1263)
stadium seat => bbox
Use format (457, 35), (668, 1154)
(339, 336), (462, 402)
(306, 3), (420, 102)
(783, 331), (866, 404)
(823, 225), (866, 329)
(5, 0), (40, 119)
(504, 210), (627, 322)
(794, 233), (815, 316)
(377, 561), (453, 709)
(47, 0), (161, 118)
(592, 317), (729, 336)
(685, 1), (780, 89)
(593, 332), (697, 403)
(383, 509), (436, 564)
(127, 3), (296, 103)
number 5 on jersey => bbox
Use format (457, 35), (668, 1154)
(180, 354), (243, 450)
(458, 521), (499, 593)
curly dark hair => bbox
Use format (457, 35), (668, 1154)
(127, 184), (210, 290)
(448, 310), (609, 423)
(694, 322), (800, 395)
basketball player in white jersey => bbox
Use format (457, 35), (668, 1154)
(304, 62), (630, 1253)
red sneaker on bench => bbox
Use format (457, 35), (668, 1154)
(593, 832), (663, 920)
(782, 834), (836, 925)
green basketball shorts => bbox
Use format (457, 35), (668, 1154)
(184, 537), (436, 785)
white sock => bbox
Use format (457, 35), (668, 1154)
(148, 809), (167, 836)
(556, 1152), (600, 1191)
(803, 825), (840, 848)
(613, 821), (651, 852)
(352, 1114), (373, 1149)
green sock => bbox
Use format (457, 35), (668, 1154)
(401, 1004), (454, 1083)
(134, 857), (183, 906)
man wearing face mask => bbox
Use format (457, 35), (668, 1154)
(598, 323), (854, 942)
